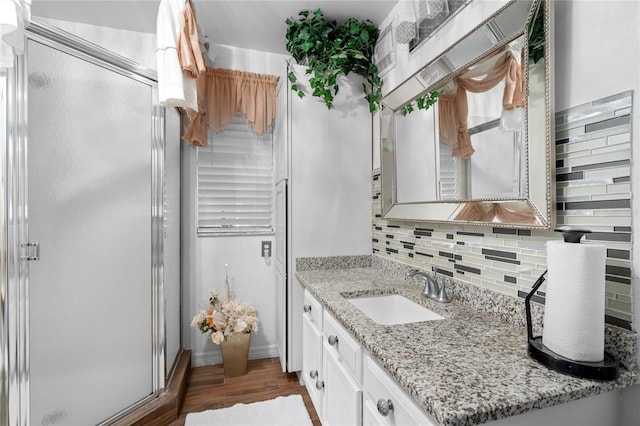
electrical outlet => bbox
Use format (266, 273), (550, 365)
(261, 241), (272, 258)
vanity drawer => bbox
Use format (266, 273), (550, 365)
(363, 353), (438, 426)
(323, 311), (362, 384)
(303, 289), (323, 328)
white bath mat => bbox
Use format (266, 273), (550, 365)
(185, 394), (313, 426)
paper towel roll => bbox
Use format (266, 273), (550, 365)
(542, 240), (606, 362)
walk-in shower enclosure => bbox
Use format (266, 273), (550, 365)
(1, 20), (182, 425)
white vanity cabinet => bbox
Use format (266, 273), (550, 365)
(363, 353), (439, 426)
(322, 310), (363, 425)
(301, 282), (629, 426)
(323, 312), (363, 383)
(302, 290), (363, 425)
(302, 289), (445, 426)
(302, 290), (325, 417)
(322, 340), (362, 425)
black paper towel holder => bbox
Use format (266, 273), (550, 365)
(524, 227), (619, 381)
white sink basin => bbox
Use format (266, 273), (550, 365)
(347, 294), (444, 325)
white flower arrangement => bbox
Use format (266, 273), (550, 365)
(191, 266), (259, 345)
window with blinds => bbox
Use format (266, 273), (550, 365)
(197, 115), (274, 235)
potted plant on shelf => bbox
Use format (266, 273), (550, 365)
(285, 9), (383, 112)
(191, 270), (259, 378)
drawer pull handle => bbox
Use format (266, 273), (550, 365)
(309, 370), (318, 379)
(328, 335), (339, 346)
(303, 305), (312, 313)
(377, 399), (394, 416)
(315, 380), (324, 390)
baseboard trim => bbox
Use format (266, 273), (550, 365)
(110, 349), (191, 426)
(191, 344), (279, 367)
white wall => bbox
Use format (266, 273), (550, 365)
(189, 234), (278, 365)
(553, 1), (640, 111)
(183, 44), (288, 366)
(37, 18), (156, 70)
(288, 68), (374, 258)
(207, 44), (287, 77)
(285, 66), (374, 371)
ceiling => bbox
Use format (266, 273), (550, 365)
(32, 0), (399, 55)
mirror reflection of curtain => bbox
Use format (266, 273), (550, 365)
(438, 41), (524, 158)
(455, 201), (537, 224)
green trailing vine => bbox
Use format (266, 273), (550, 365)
(285, 9), (382, 112)
(401, 89), (443, 116)
(528, 2), (545, 64)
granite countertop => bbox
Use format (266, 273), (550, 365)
(296, 264), (638, 426)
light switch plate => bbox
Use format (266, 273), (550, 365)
(261, 241), (272, 257)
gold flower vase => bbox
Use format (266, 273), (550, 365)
(220, 333), (251, 377)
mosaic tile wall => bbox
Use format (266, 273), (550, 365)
(372, 91), (634, 330)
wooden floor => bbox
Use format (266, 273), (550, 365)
(170, 357), (320, 426)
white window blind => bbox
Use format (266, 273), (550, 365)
(197, 115), (274, 235)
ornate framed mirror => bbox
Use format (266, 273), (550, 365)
(380, 0), (553, 229)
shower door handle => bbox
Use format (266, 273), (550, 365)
(20, 242), (40, 261)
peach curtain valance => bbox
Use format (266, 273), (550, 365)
(183, 67), (279, 147)
(438, 51), (524, 158)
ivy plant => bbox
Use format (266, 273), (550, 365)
(528, 2), (545, 64)
(401, 89), (443, 116)
(285, 9), (382, 112)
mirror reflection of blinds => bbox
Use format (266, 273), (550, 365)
(439, 143), (460, 199)
(374, 24), (396, 76)
(197, 115), (273, 234)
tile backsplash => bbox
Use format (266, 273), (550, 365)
(372, 91), (633, 330)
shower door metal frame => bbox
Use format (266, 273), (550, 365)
(2, 19), (168, 426)
(0, 69), (6, 426)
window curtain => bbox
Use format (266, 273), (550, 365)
(438, 50), (524, 158)
(454, 201), (536, 224)
(183, 67), (279, 147)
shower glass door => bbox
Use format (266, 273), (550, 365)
(26, 38), (154, 425)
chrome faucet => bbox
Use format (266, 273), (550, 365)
(406, 269), (436, 298)
(405, 268), (451, 303)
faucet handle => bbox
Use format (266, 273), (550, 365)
(436, 282), (451, 303)
(405, 269), (418, 278)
